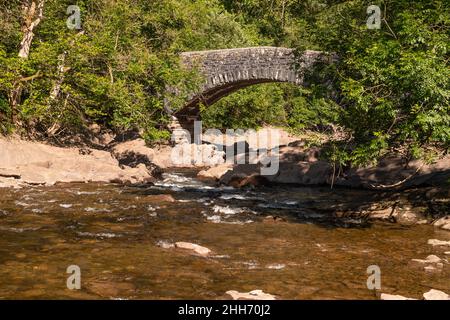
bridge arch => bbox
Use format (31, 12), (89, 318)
(169, 47), (325, 132)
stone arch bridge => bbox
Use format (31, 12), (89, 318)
(167, 47), (327, 135)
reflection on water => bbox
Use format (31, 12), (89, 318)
(0, 169), (448, 299)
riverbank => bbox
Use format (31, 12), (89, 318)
(2, 129), (449, 190)
(0, 136), (159, 188)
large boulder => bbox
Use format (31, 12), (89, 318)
(111, 138), (162, 178)
(170, 143), (225, 167)
(0, 137), (156, 187)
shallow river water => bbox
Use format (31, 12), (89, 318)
(0, 169), (449, 299)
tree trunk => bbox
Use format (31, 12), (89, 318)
(10, 1), (45, 124)
(18, 0), (45, 59)
(49, 53), (67, 100)
(49, 31), (84, 103)
(46, 31), (84, 136)
(281, 0), (286, 29)
(9, 86), (23, 124)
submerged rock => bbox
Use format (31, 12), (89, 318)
(225, 290), (277, 300)
(428, 239), (450, 247)
(175, 242), (212, 256)
(423, 289), (450, 300)
(263, 215), (285, 223)
(143, 194), (176, 203)
(86, 280), (135, 298)
(424, 265), (443, 273)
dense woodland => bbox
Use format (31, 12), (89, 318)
(0, 0), (449, 166)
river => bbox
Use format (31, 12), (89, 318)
(0, 169), (448, 299)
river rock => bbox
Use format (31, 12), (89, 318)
(175, 242), (211, 256)
(433, 216), (450, 231)
(197, 164), (233, 181)
(423, 289), (450, 300)
(411, 255), (442, 264)
(427, 239), (450, 247)
(395, 207), (423, 225)
(380, 293), (416, 300)
(111, 138), (162, 179)
(225, 290), (277, 300)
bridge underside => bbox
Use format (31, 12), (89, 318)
(175, 78), (281, 128)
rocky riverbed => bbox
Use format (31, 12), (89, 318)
(0, 170), (449, 299)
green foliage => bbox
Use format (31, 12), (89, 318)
(0, 0), (448, 168)
(303, 0), (450, 165)
(201, 83), (287, 129)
